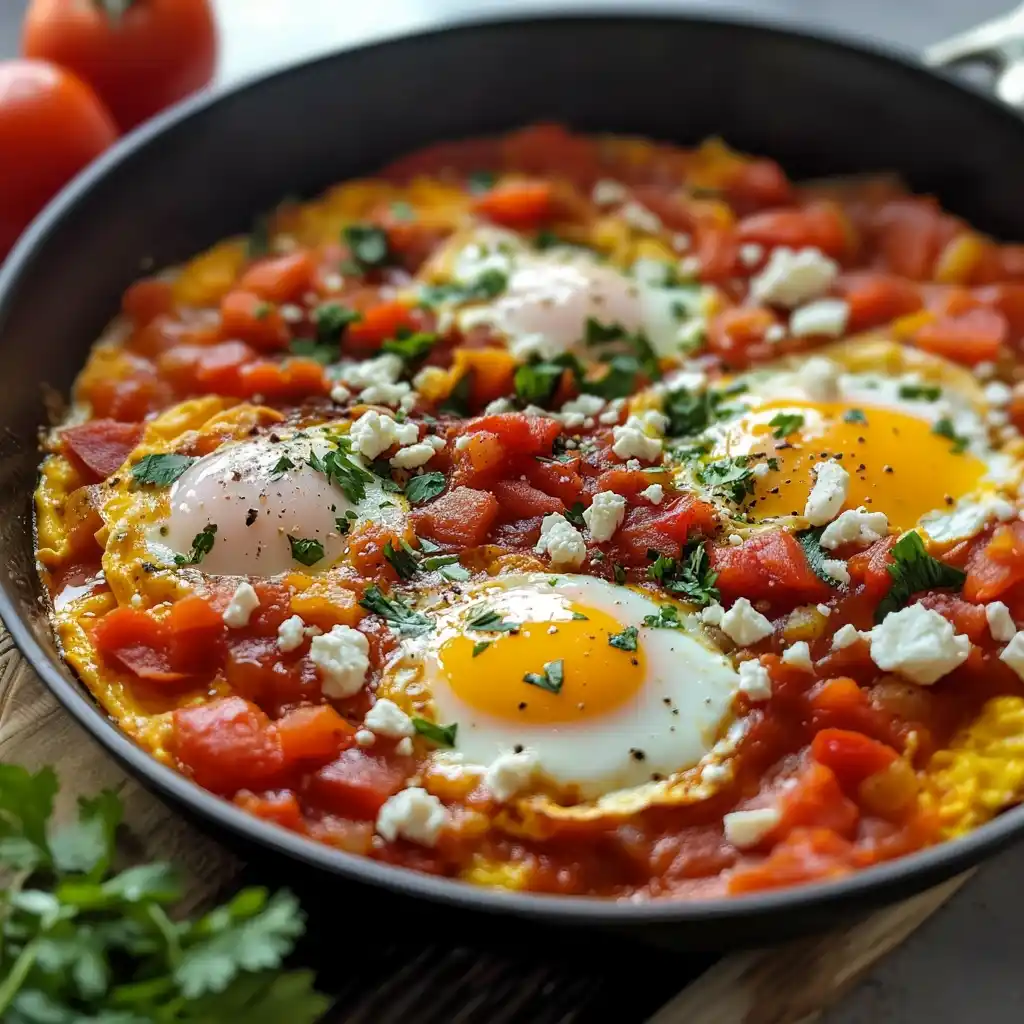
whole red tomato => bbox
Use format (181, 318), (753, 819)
(0, 59), (118, 259)
(22, 0), (218, 132)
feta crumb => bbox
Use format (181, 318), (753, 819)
(395, 737), (414, 756)
(794, 356), (841, 401)
(724, 807), (780, 849)
(868, 604), (970, 685)
(621, 201), (662, 234)
(376, 787), (446, 846)
(592, 179), (628, 206)
(781, 641), (813, 672)
(738, 242), (764, 267)
(737, 659), (772, 701)
(820, 507), (889, 550)
(534, 514), (587, 568)
(130, 593), (143, 609)
(816, 603), (833, 617)
(349, 410), (418, 460)
(355, 729), (375, 748)
(1001, 631), (1024, 680)
(821, 558), (851, 586)
(558, 394), (605, 429)
(277, 614), (309, 652)
(612, 416), (663, 462)
(751, 462), (770, 479)
(728, 533), (743, 546)
(426, 435), (446, 450)
(804, 459), (850, 526)
(484, 397), (515, 414)
(582, 491), (627, 543)
(364, 697), (415, 738)
(309, 624), (370, 698)
(920, 496), (1017, 545)
(389, 442), (436, 469)
(223, 582), (260, 628)
(329, 383), (352, 404)
(975, 361), (996, 380)
(765, 323), (787, 343)
(335, 353), (403, 391)
(598, 398), (626, 425)
(987, 601), (1018, 643)
(635, 409), (669, 436)
(789, 298), (850, 339)
(985, 380), (1013, 407)
(831, 623), (862, 650)
(672, 232), (692, 253)
(701, 602), (725, 627)
(750, 246), (839, 308)
(640, 483), (665, 505)
(454, 435), (471, 451)
(483, 749), (539, 801)
(721, 598), (773, 647)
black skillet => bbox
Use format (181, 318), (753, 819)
(3, 7), (1024, 946)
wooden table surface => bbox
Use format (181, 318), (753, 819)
(1, 2), (1021, 1022)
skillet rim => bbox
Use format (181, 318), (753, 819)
(2, 5), (1023, 926)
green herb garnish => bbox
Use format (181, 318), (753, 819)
(174, 524), (217, 567)
(843, 408), (868, 424)
(699, 456), (755, 504)
(383, 539), (419, 579)
(404, 471), (446, 505)
(608, 625), (639, 651)
(342, 223), (392, 272)
(933, 418), (970, 454)
(642, 604), (685, 629)
(439, 372), (473, 416)
(613, 563), (627, 584)
(523, 659), (564, 694)
(898, 383), (942, 401)
(359, 584), (433, 636)
(646, 540), (720, 607)
(288, 535), (324, 567)
(514, 359), (570, 406)
(797, 527), (843, 588)
(269, 454), (295, 479)
(467, 170), (497, 193)
(411, 718), (458, 748)
(131, 453), (196, 487)
(875, 531), (966, 621)
(289, 338), (337, 365)
(769, 412), (804, 439)
(467, 608), (517, 632)
(307, 444), (375, 503)
(663, 382), (745, 438)
(472, 640), (492, 657)
(382, 330), (438, 364)
(315, 302), (361, 344)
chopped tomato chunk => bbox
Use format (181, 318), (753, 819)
(736, 201), (847, 258)
(346, 301), (418, 348)
(276, 704), (356, 767)
(165, 595), (225, 674)
(466, 412), (562, 456)
(219, 291), (290, 350)
(727, 827), (854, 894)
(238, 251), (316, 302)
(776, 761), (860, 837)
(811, 729), (899, 790)
(613, 495), (720, 565)
(912, 307), (1007, 365)
(304, 748), (409, 819)
(451, 430), (505, 488)
(491, 479), (564, 520)
(412, 486), (499, 547)
(122, 278), (175, 328)
(710, 529), (832, 607)
(61, 420), (144, 481)
(92, 606), (184, 684)
(472, 180), (554, 228)
(234, 789), (303, 831)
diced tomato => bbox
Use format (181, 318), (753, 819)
(411, 486), (499, 547)
(472, 180), (555, 228)
(348, 523), (413, 581)
(219, 291), (290, 350)
(451, 430), (505, 488)
(165, 595), (225, 674)
(725, 158), (793, 211)
(122, 278), (175, 328)
(276, 704), (356, 767)
(776, 761), (860, 837)
(173, 696), (284, 795)
(61, 420), (145, 481)
(234, 789), (303, 831)
(706, 306), (781, 367)
(693, 223), (738, 282)
(92, 606), (184, 684)
(870, 198), (950, 280)
(466, 412), (562, 456)
(523, 458), (585, 506)
(807, 676), (870, 715)
(847, 535), (898, 602)
(736, 201), (847, 258)
(593, 468), (651, 499)
(912, 307), (1007, 365)
(811, 729), (899, 791)
(835, 272), (922, 331)
(710, 529), (832, 607)
(346, 301), (419, 348)
(304, 748), (409, 819)
(236, 357), (328, 402)
(500, 123), (601, 184)
(83, 367), (173, 422)
(964, 521), (1024, 602)
(727, 827), (854, 894)
(491, 479), (564, 520)
(613, 495), (720, 565)
(916, 593), (989, 642)
(975, 283), (1024, 338)
(238, 251), (316, 303)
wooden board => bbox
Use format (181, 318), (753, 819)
(0, 622), (971, 1023)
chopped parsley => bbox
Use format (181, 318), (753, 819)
(467, 169), (497, 193)
(467, 608), (517, 632)
(769, 412), (804, 439)
(307, 444), (375, 503)
(411, 717), (458, 748)
(421, 269), (509, 308)
(131, 453), (196, 486)
(933, 418), (970, 454)
(584, 317), (661, 385)
(404, 471), (446, 505)
(662, 382), (745, 438)
(608, 625), (639, 651)
(359, 584), (433, 636)
(439, 372), (473, 416)
(269, 454), (295, 479)
(797, 527), (843, 588)
(699, 456), (755, 504)
(341, 223), (392, 272)
(289, 338), (337, 365)
(288, 535), (324, 567)
(523, 659), (564, 694)
(253, 301), (273, 320)
(646, 540), (720, 607)
(843, 408), (868, 424)
(563, 502), (587, 530)
(390, 200), (415, 221)
(381, 330), (438, 364)
(875, 530), (966, 621)
(420, 552), (469, 581)
(534, 229), (564, 250)
(314, 302), (361, 344)
(898, 383), (942, 401)
(642, 604), (685, 629)
(514, 359), (570, 406)
(613, 563), (627, 584)
(581, 353), (647, 400)
(174, 524), (217, 567)
(571, 610), (589, 621)
(383, 539), (420, 579)
(472, 640), (492, 657)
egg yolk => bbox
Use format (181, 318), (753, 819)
(438, 601), (647, 725)
(716, 401), (987, 531)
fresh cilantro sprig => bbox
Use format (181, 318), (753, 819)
(699, 456), (755, 504)
(174, 524), (217, 567)
(797, 527), (843, 589)
(411, 718), (458, 748)
(642, 604), (685, 629)
(769, 412), (804, 439)
(288, 535), (325, 567)
(342, 223), (392, 273)
(404, 472), (445, 505)
(647, 541), (720, 607)
(307, 443), (374, 504)
(662, 382), (745, 438)
(383, 539), (419, 580)
(933, 418), (970, 454)
(875, 531), (966, 621)
(131, 453), (196, 487)
(359, 584), (433, 636)
(608, 625), (639, 651)
(523, 659), (564, 694)
(0, 766), (328, 1024)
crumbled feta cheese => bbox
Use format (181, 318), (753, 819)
(794, 356), (840, 401)
(920, 496), (1017, 545)
(751, 462), (770, 479)
(621, 201), (661, 234)
(223, 582), (260, 628)
(484, 397), (515, 414)
(635, 409), (669, 436)
(130, 594), (143, 608)
(738, 242), (764, 267)
(349, 410), (418, 460)
(1000, 631), (1024, 680)
(804, 460), (850, 526)
(329, 383), (352, 404)
(749, 246), (839, 308)
(724, 807), (780, 849)
(789, 298), (850, 339)
(625, 458), (642, 471)
(612, 416), (663, 462)
(359, 380), (414, 410)
(454, 435), (471, 451)
(765, 323), (787, 343)
(395, 737), (414, 756)
(376, 787), (446, 846)
(558, 394), (605, 429)
(364, 697), (415, 738)
(582, 490), (627, 543)
(721, 598), (774, 646)
(975, 361), (996, 380)
(868, 604), (970, 685)
(640, 483), (665, 505)
(781, 641), (813, 672)
(309, 624), (370, 698)
(389, 442), (436, 469)
(534, 514), (587, 568)
(426, 435), (446, 450)
(483, 749), (539, 801)
(335, 353), (403, 391)
(816, 603), (832, 617)
(987, 601), (1018, 643)
(355, 729), (376, 748)
(728, 533), (743, 546)
(277, 614), (310, 652)
(831, 623), (862, 650)
(598, 398), (626, 425)
(592, 179), (628, 206)
(672, 232), (692, 253)
(821, 558), (851, 586)
(985, 380), (1013, 407)
(279, 303), (304, 323)
(676, 318), (707, 353)
(737, 659), (772, 701)
(820, 507), (889, 550)
(701, 602), (725, 627)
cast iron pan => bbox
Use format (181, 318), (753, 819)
(2, 8), (1024, 944)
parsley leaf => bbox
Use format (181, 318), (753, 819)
(646, 541), (720, 607)
(584, 317), (661, 383)
(699, 456), (755, 503)
(411, 718), (458, 748)
(472, 640), (492, 657)
(382, 330), (437, 364)
(514, 360), (569, 406)
(563, 502), (587, 529)
(467, 608), (516, 632)
(581, 353), (645, 400)
(843, 408), (868, 424)
(613, 563), (627, 584)
(769, 412), (804, 439)
(314, 302), (361, 344)
(875, 531), (966, 621)
(421, 269), (509, 307)
(131, 453), (196, 487)
(439, 372), (473, 416)
(933, 417), (970, 454)
(534, 228), (564, 250)
(359, 584), (433, 636)
(642, 604), (685, 629)
(269, 454), (295, 479)
(404, 471), (446, 505)
(523, 659), (564, 694)
(288, 535), (324, 567)
(663, 383), (745, 438)
(608, 625), (639, 651)
(898, 383), (942, 401)
(467, 170), (497, 193)
(174, 524), (217, 566)
(342, 223), (392, 272)
(383, 539), (419, 579)
(307, 444), (375, 503)
(289, 338), (338, 365)
(797, 527), (843, 588)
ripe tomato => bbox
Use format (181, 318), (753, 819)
(0, 59), (118, 258)
(22, 0), (218, 132)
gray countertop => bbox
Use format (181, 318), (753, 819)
(2, 1), (1020, 1019)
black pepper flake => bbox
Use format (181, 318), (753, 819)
(883, 465), (894, 474)
(269, 432), (281, 443)
(245, 508), (259, 526)
(513, 744), (524, 754)
(518, 701), (527, 711)
(629, 748), (646, 761)
(630, 657), (639, 666)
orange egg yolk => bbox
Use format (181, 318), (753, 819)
(716, 401), (987, 531)
(438, 601), (646, 725)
